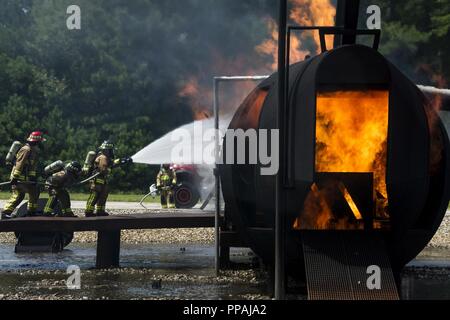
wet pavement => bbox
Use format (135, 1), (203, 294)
(0, 243), (448, 300)
(0, 244), (267, 300)
(402, 248), (450, 300)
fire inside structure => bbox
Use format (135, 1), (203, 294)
(219, 40), (450, 296)
(295, 90), (390, 231)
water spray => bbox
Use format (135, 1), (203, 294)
(418, 85), (450, 97)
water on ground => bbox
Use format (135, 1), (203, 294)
(0, 244), (448, 300)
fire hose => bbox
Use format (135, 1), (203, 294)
(418, 85), (450, 97)
(0, 172), (102, 189)
(76, 172), (101, 186)
(139, 184), (159, 209)
(139, 184), (182, 210)
(0, 180), (47, 187)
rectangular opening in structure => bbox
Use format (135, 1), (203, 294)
(294, 90), (390, 230)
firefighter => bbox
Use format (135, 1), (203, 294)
(43, 161), (82, 218)
(84, 141), (132, 217)
(1, 131), (46, 219)
(156, 164), (177, 209)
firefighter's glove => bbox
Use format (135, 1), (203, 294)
(10, 178), (18, 186)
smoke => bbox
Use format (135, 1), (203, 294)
(130, 0), (337, 198)
(195, 164), (216, 200)
(178, 0), (336, 118)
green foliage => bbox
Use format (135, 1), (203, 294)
(361, 0), (450, 82)
(0, 0), (448, 193)
(0, 0), (273, 192)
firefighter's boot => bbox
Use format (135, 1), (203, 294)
(57, 209), (77, 218)
(96, 205), (110, 217)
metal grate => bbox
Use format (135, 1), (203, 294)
(302, 232), (399, 300)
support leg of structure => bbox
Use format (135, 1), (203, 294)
(394, 269), (403, 298)
(96, 230), (121, 269)
(219, 245), (230, 269)
(268, 264), (275, 298)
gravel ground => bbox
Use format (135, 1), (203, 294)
(427, 213), (450, 248)
(0, 209), (448, 248)
(0, 209), (215, 245)
(0, 269), (270, 300)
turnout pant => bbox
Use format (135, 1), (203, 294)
(85, 183), (109, 214)
(44, 188), (73, 216)
(3, 183), (40, 215)
(160, 187), (175, 209)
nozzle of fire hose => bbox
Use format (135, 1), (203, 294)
(123, 157), (133, 165)
(114, 157), (133, 168)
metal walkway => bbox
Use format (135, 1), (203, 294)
(0, 210), (215, 233)
(0, 209), (215, 268)
(302, 232), (399, 300)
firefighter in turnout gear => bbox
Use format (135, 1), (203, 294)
(157, 164), (177, 209)
(43, 161), (82, 218)
(1, 131), (46, 219)
(84, 141), (132, 217)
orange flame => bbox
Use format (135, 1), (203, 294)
(293, 182), (365, 230)
(295, 90), (390, 230)
(339, 182), (363, 220)
(256, 0), (336, 71)
(290, 0), (336, 51)
(255, 18), (310, 71)
(315, 90), (389, 199)
(294, 183), (334, 229)
(178, 77), (212, 120)
(180, 0), (336, 119)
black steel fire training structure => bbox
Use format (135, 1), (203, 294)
(218, 0), (450, 299)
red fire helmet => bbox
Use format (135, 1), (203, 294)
(27, 131), (47, 143)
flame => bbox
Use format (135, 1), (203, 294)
(315, 90), (389, 198)
(295, 90), (390, 230)
(293, 182), (364, 230)
(339, 182), (363, 220)
(256, 0), (336, 71)
(178, 50), (265, 120)
(180, 0), (336, 119)
(255, 18), (310, 71)
(294, 183), (333, 229)
(290, 0), (336, 51)
(178, 77), (212, 120)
